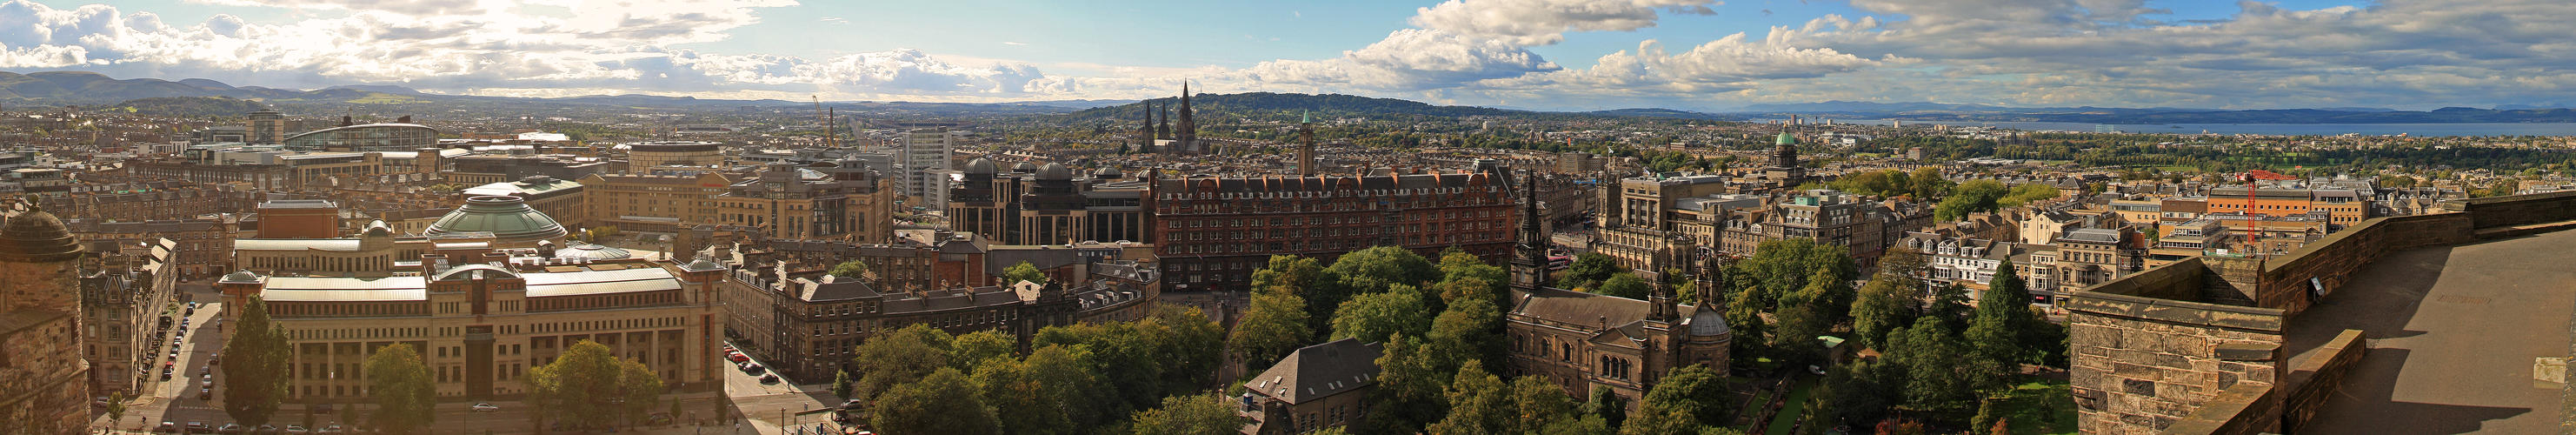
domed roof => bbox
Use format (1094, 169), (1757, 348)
(423, 196), (568, 244)
(1012, 162), (1039, 172)
(0, 206), (82, 262)
(964, 157), (998, 175)
(219, 270), (263, 284)
(433, 264), (521, 281)
(363, 220), (393, 237)
(1036, 163), (1073, 181)
(1687, 308), (1730, 337)
(555, 244), (632, 261)
(1774, 132), (1797, 145)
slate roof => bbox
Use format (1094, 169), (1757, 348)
(1245, 338), (1384, 405)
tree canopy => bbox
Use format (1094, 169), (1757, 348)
(220, 296), (291, 425)
(363, 344), (435, 434)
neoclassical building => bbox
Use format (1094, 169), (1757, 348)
(217, 251), (729, 401)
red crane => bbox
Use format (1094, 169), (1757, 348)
(2238, 170), (2298, 256)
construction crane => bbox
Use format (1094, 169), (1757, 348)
(2239, 169), (2298, 257)
(814, 96), (836, 148)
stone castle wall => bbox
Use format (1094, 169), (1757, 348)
(2066, 286), (2286, 435)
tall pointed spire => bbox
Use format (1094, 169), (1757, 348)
(1509, 171), (1549, 292)
(1177, 81), (1196, 144)
(1157, 99), (1171, 140)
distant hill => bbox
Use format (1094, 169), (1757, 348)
(1062, 91), (1530, 123)
(1734, 100), (2576, 124)
(109, 96), (272, 117)
(1586, 108), (1740, 120)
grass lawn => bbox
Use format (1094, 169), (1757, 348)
(1987, 378), (2077, 435)
(1764, 376), (1821, 435)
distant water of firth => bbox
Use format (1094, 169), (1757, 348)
(1765, 118), (2576, 137)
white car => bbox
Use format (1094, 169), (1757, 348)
(470, 403), (501, 412)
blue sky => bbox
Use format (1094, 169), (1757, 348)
(0, 0), (2566, 110)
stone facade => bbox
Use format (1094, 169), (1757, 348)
(2066, 288), (2284, 434)
(0, 206), (93, 435)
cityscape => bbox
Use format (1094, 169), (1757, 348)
(1, 1), (2573, 435)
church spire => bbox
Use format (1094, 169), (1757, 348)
(1509, 171), (1549, 292)
(1157, 99), (1171, 140)
(1177, 81), (1196, 143)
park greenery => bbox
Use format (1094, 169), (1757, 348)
(854, 304), (1225, 435)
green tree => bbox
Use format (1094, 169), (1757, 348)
(1427, 361), (1511, 435)
(1585, 387), (1628, 428)
(1886, 318), (1977, 419)
(1328, 246), (1438, 294)
(1003, 260), (1048, 284)
(363, 344), (435, 434)
(849, 325), (954, 400)
(1735, 239), (1856, 308)
(1143, 304), (1227, 397)
(105, 392), (127, 431)
(951, 330), (1019, 371)
(1509, 376), (1576, 432)
(525, 340), (663, 431)
(1595, 273), (1651, 299)
(221, 295), (291, 425)
(1427, 298), (1505, 373)
(1130, 393), (1252, 435)
(1228, 290), (1314, 365)
(1851, 278), (1918, 350)
(1636, 365), (1732, 429)
(1564, 252), (1624, 289)
(874, 368), (1001, 435)
(1967, 262), (2035, 387)
(1909, 167), (1952, 198)
(830, 370), (854, 399)
(1330, 284), (1431, 342)
(1935, 179), (2011, 221)
(827, 259), (871, 280)
(1436, 249), (1507, 290)
(1822, 359), (1898, 427)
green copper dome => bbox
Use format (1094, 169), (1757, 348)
(424, 196), (568, 244)
(1774, 132), (1797, 145)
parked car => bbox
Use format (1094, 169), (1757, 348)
(156, 421), (177, 433)
(184, 422), (209, 434)
(217, 423), (248, 434)
(759, 373), (780, 384)
(197, 388), (211, 400)
(254, 425), (280, 435)
(318, 425), (346, 433)
(283, 425), (309, 434)
(470, 403), (500, 412)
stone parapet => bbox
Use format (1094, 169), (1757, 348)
(2068, 284), (2286, 434)
(2283, 329), (2367, 432)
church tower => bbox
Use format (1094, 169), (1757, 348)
(1137, 101), (1158, 149)
(1156, 101), (1172, 141)
(1647, 233), (1686, 323)
(1509, 172), (1550, 292)
(1766, 131), (1806, 187)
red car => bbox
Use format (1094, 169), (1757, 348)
(727, 353), (749, 363)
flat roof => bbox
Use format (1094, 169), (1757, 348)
(2290, 228), (2576, 433)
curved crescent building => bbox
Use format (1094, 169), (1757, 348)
(283, 123), (441, 152)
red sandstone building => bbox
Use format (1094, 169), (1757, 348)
(1151, 161), (1518, 292)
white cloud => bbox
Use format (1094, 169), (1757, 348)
(1409, 0), (1718, 46)
(1244, 29), (1559, 91)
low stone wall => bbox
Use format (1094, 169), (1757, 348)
(2282, 329), (2368, 432)
(2444, 189), (2576, 229)
(2067, 285), (2286, 434)
(2253, 213), (2474, 316)
(2162, 383), (2280, 435)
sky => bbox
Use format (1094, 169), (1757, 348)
(0, 0), (2567, 111)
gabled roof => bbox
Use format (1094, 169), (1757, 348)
(1245, 338), (1384, 405)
